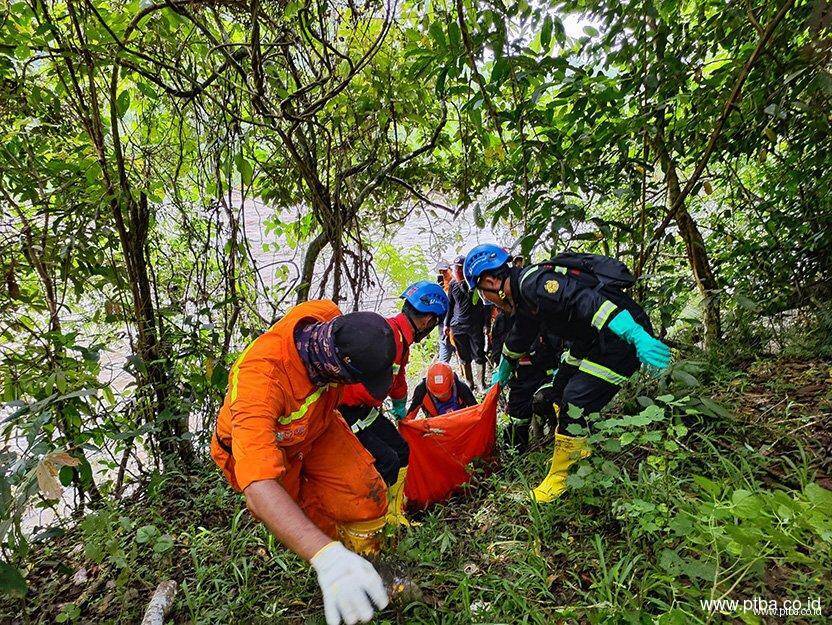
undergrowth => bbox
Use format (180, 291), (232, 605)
(2, 354), (830, 624)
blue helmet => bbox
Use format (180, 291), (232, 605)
(463, 244), (510, 289)
(401, 281), (449, 316)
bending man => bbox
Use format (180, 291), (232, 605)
(463, 245), (671, 502)
(211, 300), (395, 625)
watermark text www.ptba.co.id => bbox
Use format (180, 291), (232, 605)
(701, 596), (823, 618)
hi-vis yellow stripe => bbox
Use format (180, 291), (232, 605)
(578, 359), (628, 386)
(278, 385), (330, 425)
(229, 341), (258, 403)
(591, 300), (617, 330)
(502, 345), (525, 359)
(229, 338), (332, 425)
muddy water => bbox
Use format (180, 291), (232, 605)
(240, 193), (502, 315)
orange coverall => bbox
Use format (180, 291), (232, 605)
(211, 300), (387, 538)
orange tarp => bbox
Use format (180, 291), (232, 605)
(399, 384), (500, 509)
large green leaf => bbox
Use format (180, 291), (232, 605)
(540, 15), (553, 50)
(115, 90), (130, 118)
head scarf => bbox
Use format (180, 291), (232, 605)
(294, 320), (356, 386)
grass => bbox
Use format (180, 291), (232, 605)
(2, 353), (831, 624)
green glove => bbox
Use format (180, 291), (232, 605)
(490, 356), (515, 388)
(607, 310), (671, 369)
(390, 398), (407, 421)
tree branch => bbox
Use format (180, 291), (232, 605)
(456, 0), (504, 144)
(349, 102), (447, 212)
(386, 176), (454, 214)
(645, 0), (796, 249)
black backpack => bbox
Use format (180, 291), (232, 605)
(544, 252), (636, 291)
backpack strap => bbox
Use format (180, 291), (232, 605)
(351, 407), (381, 433)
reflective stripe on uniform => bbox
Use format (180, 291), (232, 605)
(591, 300), (618, 330)
(578, 359), (628, 386)
(561, 350), (582, 367)
(229, 341), (258, 403)
(502, 345), (525, 359)
(351, 407), (380, 433)
(518, 265), (550, 294)
(278, 384), (332, 425)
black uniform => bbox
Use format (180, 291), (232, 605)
(340, 406), (409, 486)
(502, 263), (652, 432)
(489, 309), (512, 365)
(505, 331), (563, 451)
(446, 280), (486, 364)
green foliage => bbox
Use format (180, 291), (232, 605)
(375, 242), (431, 295)
(0, 0), (831, 622)
(3, 360), (832, 623)
(0, 561), (27, 598)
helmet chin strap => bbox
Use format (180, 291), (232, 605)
(478, 275), (512, 308)
(403, 309), (419, 332)
(498, 275), (509, 302)
(405, 309), (435, 342)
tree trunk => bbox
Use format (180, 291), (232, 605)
(653, 139), (722, 348)
(59, 0), (193, 468)
(296, 230), (328, 304)
(5, 194), (102, 506)
(120, 194), (194, 466)
(221, 197), (241, 359)
(644, 18), (720, 349)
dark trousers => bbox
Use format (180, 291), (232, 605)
(341, 406), (409, 486)
(452, 328), (485, 364)
(534, 364), (623, 434)
(505, 364), (551, 451)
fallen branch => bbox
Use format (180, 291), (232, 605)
(140, 580), (178, 625)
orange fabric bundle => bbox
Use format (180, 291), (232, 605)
(399, 384), (500, 509)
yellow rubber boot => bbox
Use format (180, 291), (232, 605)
(385, 467), (415, 527)
(531, 434), (591, 503)
(338, 517), (385, 557)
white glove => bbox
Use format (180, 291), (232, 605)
(311, 541), (389, 625)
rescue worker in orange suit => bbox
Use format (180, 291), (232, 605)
(464, 244), (671, 503)
(211, 300), (396, 625)
(339, 281), (449, 526)
(407, 362), (477, 418)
